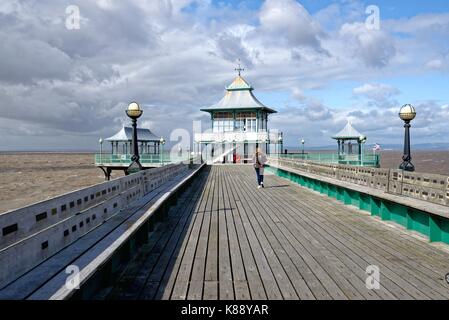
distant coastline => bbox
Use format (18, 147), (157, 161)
(2, 144), (449, 154)
(0, 150), (97, 154)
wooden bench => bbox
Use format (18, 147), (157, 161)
(0, 164), (204, 300)
(268, 162), (449, 245)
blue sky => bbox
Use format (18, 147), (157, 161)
(0, 0), (449, 150)
(216, 0), (449, 17)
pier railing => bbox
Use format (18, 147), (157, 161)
(94, 153), (191, 166)
(0, 163), (190, 289)
(194, 131), (282, 143)
(277, 153), (380, 167)
(268, 157), (449, 206)
(267, 157), (449, 245)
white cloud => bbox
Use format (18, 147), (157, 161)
(339, 22), (396, 68)
(259, 0), (324, 49)
(425, 55), (449, 70)
(0, 0), (448, 150)
(426, 59), (444, 69)
(353, 83), (400, 101)
(387, 13), (449, 34)
(291, 88), (305, 101)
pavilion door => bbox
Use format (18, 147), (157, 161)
(245, 118), (256, 132)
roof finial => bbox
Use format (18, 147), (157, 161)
(235, 59), (244, 77)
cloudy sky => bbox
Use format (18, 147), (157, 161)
(0, 0), (448, 151)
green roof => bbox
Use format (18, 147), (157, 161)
(332, 121), (364, 139)
(201, 76), (277, 114)
(226, 76), (253, 91)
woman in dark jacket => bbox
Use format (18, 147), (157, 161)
(252, 148), (267, 189)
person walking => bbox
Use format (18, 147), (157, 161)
(252, 147), (267, 189)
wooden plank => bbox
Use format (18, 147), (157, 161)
(107, 179), (200, 299)
(296, 197), (449, 299)
(137, 170), (209, 299)
(230, 169), (317, 300)
(171, 167), (215, 300)
(93, 165), (449, 300)
(217, 167), (235, 300)
(154, 169), (211, 300)
(221, 166), (330, 299)
(220, 167), (250, 300)
(282, 202), (396, 300)
(269, 169), (449, 299)
(282, 181), (449, 274)
(104, 223), (170, 299)
(228, 166), (344, 300)
(287, 195), (429, 299)
(224, 167), (284, 300)
(232, 166), (348, 300)
(186, 167), (216, 300)
(266, 174), (424, 298)
(276, 186), (444, 297)
(251, 183), (390, 300)
(229, 167), (299, 300)
(221, 167), (267, 300)
(203, 167), (220, 300)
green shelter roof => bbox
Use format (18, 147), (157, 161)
(332, 121), (364, 140)
(201, 76), (277, 114)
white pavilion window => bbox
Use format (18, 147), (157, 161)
(213, 112), (233, 133)
(235, 119), (244, 131)
(246, 119), (256, 132)
(236, 112), (256, 132)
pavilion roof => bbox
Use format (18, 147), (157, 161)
(105, 126), (160, 142)
(332, 121), (364, 140)
(226, 76), (253, 91)
(201, 76), (277, 114)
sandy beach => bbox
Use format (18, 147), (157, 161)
(0, 150), (448, 214)
(0, 153), (107, 214)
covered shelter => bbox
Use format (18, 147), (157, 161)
(332, 121), (365, 158)
(106, 126), (162, 155)
(195, 68), (282, 164)
(95, 126), (164, 180)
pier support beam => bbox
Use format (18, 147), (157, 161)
(99, 167), (112, 181)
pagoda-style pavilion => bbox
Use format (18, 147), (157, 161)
(95, 126), (163, 180)
(195, 67), (283, 164)
(332, 121), (365, 158)
(106, 126), (162, 155)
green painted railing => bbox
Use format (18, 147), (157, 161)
(276, 153), (380, 167)
(266, 165), (449, 245)
(94, 153), (190, 166)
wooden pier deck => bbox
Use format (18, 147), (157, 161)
(97, 165), (449, 300)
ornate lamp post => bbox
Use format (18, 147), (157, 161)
(301, 138), (305, 156)
(99, 137), (103, 164)
(399, 104), (417, 172)
(126, 102), (143, 173)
